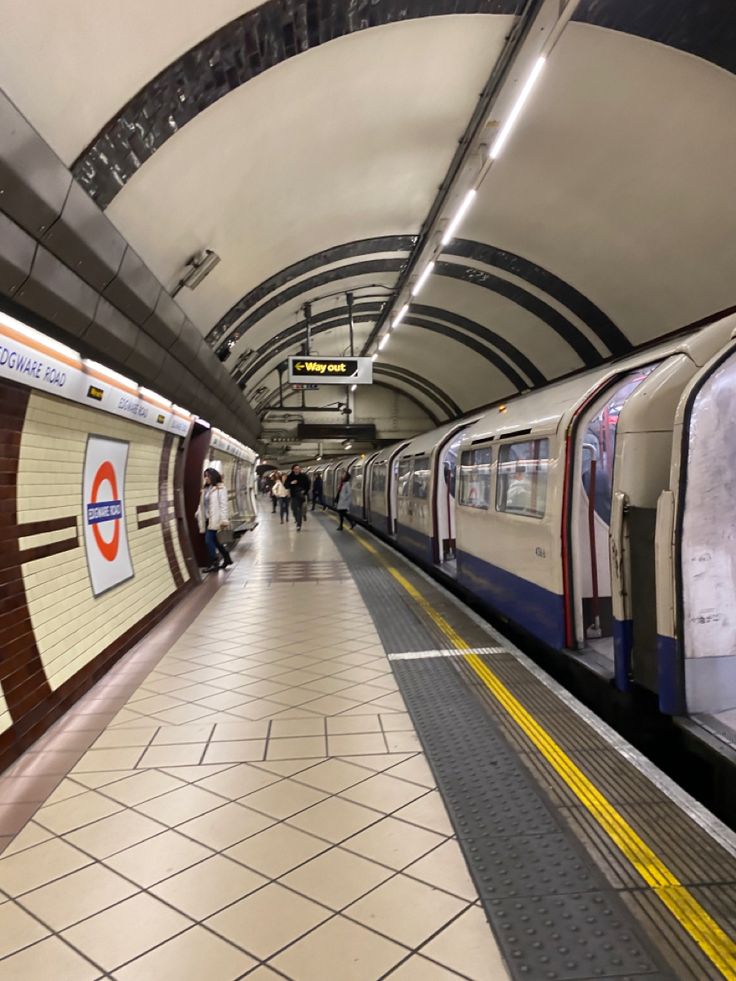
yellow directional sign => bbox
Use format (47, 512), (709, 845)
(288, 356), (373, 385)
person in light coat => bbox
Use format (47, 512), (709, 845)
(335, 470), (356, 531)
(271, 471), (290, 523)
(196, 468), (233, 572)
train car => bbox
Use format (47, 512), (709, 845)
(450, 315), (735, 683)
(394, 419), (481, 566)
(366, 441), (409, 536)
(349, 451), (380, 521)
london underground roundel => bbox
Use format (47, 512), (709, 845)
(83, 437), (133, 596)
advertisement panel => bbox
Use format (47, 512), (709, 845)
(83, 436), (134, 596)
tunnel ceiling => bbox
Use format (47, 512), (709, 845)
(1, 0), (734, 425)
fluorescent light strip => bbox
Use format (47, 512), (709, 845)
(140, 386), (171, 406)
(371, 353), (378, 362)
(411, 260), (435, 297)
(441, 188), (476, 246)
(392, 303), (409, 329)
(489, 55), (546, 160)
(378, 334), (389, 351)
(350, 384), (357, 392)
(85, 360), (138, 390)
(0, 311), (80, 360)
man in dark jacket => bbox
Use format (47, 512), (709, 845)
(311, 471), (325, 511)
(284, 465), (311, 531)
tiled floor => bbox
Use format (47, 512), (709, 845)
(0, 505), (509, 980)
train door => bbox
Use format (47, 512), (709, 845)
(569, 368), (656, 663)
(364, 455), (376, 523)
(388, 446), (408, 536)
(672, 344), (736, 715)
(360, 452), (379, 520)
(435, 432), (464, 568)
(396, 456), (413, 538)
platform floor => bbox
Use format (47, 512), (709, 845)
(0, 509), (506, 980)
(1, 506), (736, 980)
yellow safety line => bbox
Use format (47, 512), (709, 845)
(347, 526), (736, 978)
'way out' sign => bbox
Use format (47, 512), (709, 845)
(83, 436), (134, 596)
(288, 356), (373, 385)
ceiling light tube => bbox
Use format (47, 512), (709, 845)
(441, 188), (476, 246)
(378, 334), (389, 351)
(411, 261), (435, 297)
(371, 353), (378, 362)
(392, 303), (409, 329)
(489, 55), (546, 160)
(140, 386), (171, 406)
(85, 360), (138, 390)
(350, 384), (357, 392)
(0, 313), (81, 361)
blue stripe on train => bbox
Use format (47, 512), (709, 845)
(456, 549), (566, 650)
(395, 522), (436, 566)
(613, 618), (633, 691)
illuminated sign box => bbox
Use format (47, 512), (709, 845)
(288, 356), (373, 385)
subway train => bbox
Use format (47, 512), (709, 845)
(311, 312), (736, 737)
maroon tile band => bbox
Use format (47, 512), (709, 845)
(137, 515), (162, 530)
(159, 433), (185, 590)
(0, 381), (54, 760)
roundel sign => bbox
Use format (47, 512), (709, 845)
(83, 436), (134, 596)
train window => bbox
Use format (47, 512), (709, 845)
(580, 365), (656, 526)
(412, 456), (431, 499)
(496, 439), (549, 519)
(397, 458), (412, 497)
(459, 447), (491, 509)
(372, 463), (387, 495)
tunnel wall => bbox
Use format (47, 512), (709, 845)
(0, 379), (195, 771)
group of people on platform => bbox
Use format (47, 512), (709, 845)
(266, 465), (356, 531)
(195, 462), (358, 575)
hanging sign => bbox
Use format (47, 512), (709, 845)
(83, 436), (134, 596)
(288, 356), (373, 385)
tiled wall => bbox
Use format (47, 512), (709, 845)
(0, 381), (193, 770)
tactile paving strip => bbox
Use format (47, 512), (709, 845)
(327, 524), (673, 980)
(489, 891), (660, 979)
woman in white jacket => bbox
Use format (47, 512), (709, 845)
(196, 468), (233, 571)
(271, 471), (290, 524)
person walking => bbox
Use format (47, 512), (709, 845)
(272, 471), (290, 523)
(311, 471), (326, 511)
(269, 473), (279, 513)
(335, 470), (356, 531)
(284, 464), (310, 532)
(196, 468), (233, 571)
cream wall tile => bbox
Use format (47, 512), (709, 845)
(18, 393), (186, 700)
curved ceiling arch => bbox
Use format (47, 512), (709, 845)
(257, 378), (442, 428)
(374, 365), (462, 418)
(573, 0), (736, 76)
(73, 0), (521, 207)
(208, 235), (626, 355)
(242, 303), (547, 388)
(239, 306), (531, 395)
(409, 302), (545, 387)
(223, 253), (607, 368)
(254, 358), (460, 420)
(208, 235), (415, 343)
